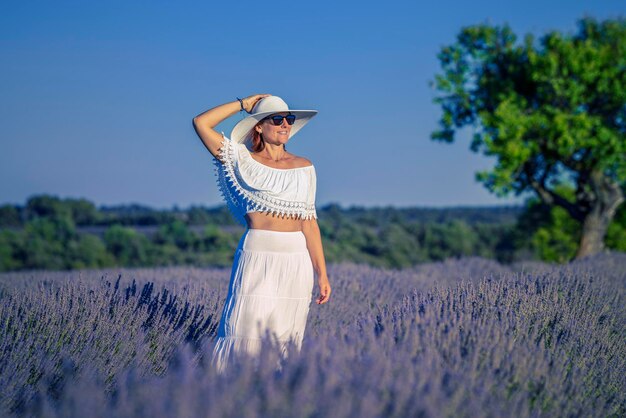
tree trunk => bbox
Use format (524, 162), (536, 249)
(574, 172), (624, 260)
(576, 209), (611, 259)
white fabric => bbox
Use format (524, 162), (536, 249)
(214, 133), (318, 227)
(211, 229), (314, 374)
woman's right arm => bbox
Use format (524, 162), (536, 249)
(192, 94), (270, 160)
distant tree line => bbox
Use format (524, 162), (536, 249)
(0, 194), (624, 272)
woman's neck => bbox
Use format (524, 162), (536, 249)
(257, 143), (288, 162)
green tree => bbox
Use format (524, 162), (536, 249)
(65, 198), (100, 225)
(0, 205), (22, 227)
(187, 206), (212, 225)
(605, 203), (626, 251)
(67, 234), (116, 269)
(378, 223), (424, 268)
(19, 218), (73, 270)
(154, 220), (196, 250)
(103, 225), (152, 266)
(421, 221), (477, 261)
(25, 195), (73, 222)
(530, 206), (580, 263)
(193, 225), (240, 266)
(431, 17), (626, 260)
(0, 230), (23, 271)
(524, 187), (626, 260)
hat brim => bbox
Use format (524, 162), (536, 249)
(230, 110), (318, 145)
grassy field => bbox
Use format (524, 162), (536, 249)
(1, 253), (624, 417)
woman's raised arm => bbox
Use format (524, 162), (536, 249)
(192, 94), (270, 160)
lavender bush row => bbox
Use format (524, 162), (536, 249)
(0, 252), (624, 417)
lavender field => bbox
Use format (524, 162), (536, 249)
(1, 252), (625, 418)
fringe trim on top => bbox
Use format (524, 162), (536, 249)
(213, 134), (318, 227)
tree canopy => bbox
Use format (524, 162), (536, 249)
(431, 16), (626, 259)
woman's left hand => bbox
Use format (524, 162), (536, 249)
(316, 275), (331, 304)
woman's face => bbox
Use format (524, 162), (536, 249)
(256, 112), (293, 145)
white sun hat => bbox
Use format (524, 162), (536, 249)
(230, 96), (318, 145)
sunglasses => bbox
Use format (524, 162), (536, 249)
(264, 114), (297, 126)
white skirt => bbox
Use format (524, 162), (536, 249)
(211, 228), (314, 373)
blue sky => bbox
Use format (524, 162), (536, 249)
(1, 1), (623, 210)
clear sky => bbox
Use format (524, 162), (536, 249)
(1, 1), (623, 210)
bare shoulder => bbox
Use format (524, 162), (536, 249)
(291, 154), (313, 168)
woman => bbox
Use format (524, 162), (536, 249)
(192, 94), (331, 373)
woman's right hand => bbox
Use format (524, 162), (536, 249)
(193, 94), (271, 161)
(242, 94), (271, 113)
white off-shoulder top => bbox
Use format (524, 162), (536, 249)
(213, 133), (318, 226)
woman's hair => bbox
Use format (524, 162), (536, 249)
(251, 120), (287, 153)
